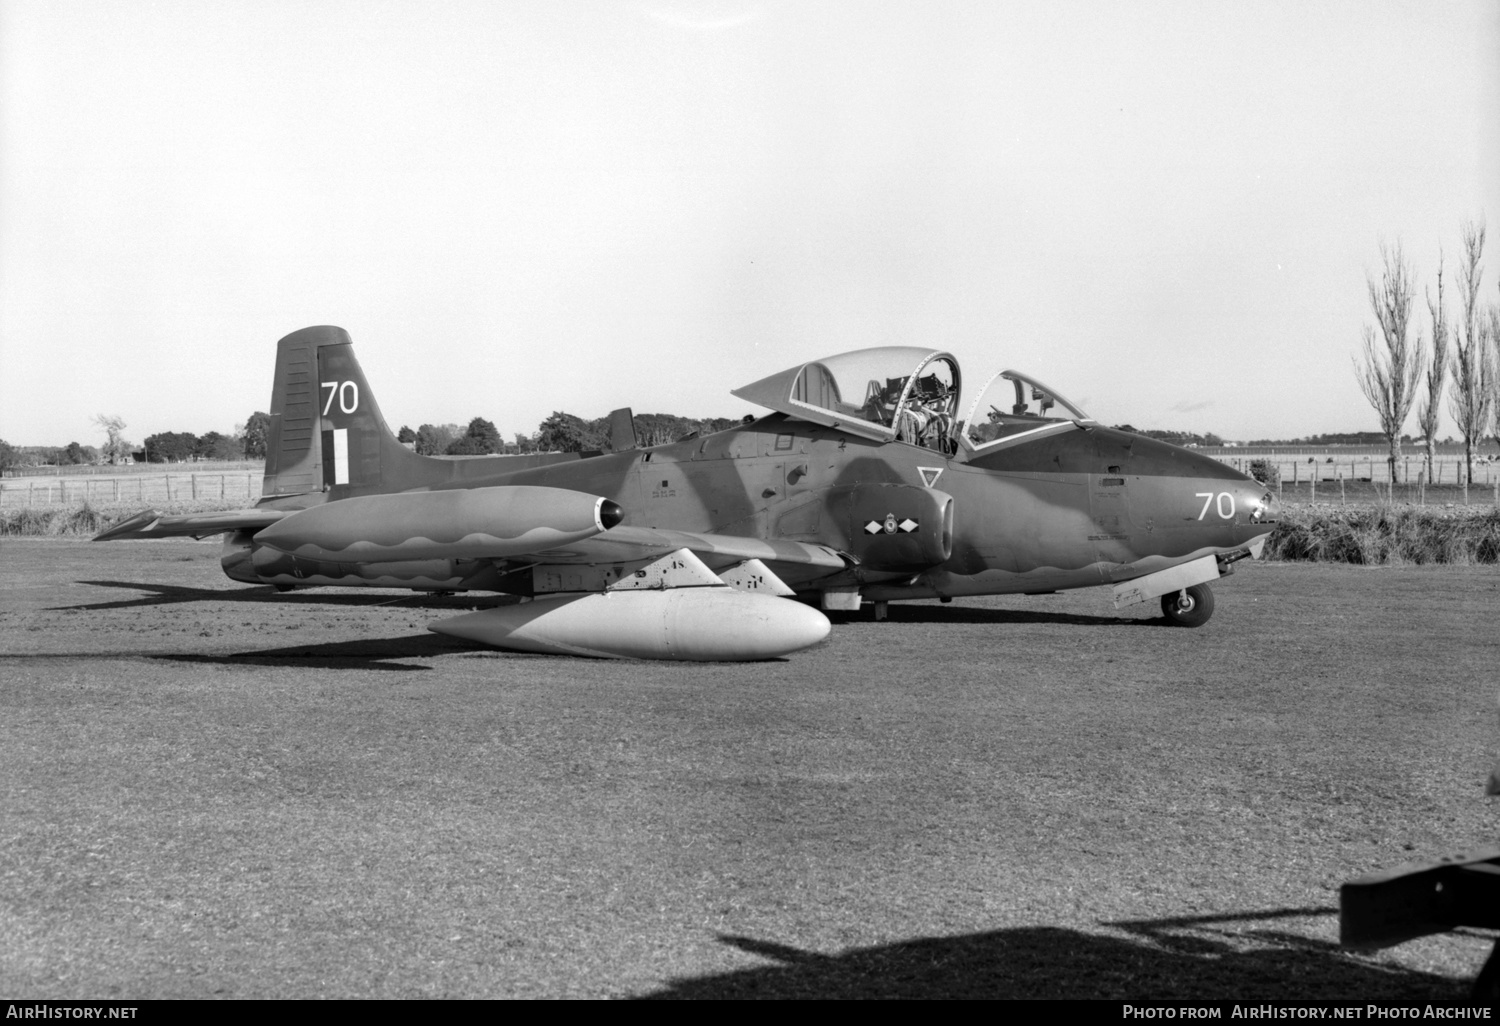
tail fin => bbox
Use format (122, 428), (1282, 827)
(262, 325), (588, 504)
(263, 325), (418, 500)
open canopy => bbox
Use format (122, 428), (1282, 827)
(955, 369), (1095, 454)
(731, 347), (962, 451)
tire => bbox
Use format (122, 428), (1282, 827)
(1160, 583), (1214, 627)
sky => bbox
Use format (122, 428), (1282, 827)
(2, 0), (1497, 447)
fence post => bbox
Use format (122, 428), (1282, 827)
(191, 474), (197, 500)
(165, 474), (171, 501)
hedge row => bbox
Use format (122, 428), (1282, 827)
(1262, 505), (1500, 564)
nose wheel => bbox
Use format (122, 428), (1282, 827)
(1160, 583), (1214, 627)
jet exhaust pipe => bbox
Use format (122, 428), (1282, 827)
(429, 589), (831, 661)
(254, 486), (623, 563)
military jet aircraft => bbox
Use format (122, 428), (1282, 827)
(97, 326), (1278, 660)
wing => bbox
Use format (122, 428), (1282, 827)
(528, 525), (847, 578)
(97, 492), (849, 592)
(94, 491), (841, 661)
(93, 507), (290, 541)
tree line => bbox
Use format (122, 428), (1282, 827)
(396, 412), (741, 456)
(9, 400), (1486, 477)
(1356, 218), (1500, 485)
(0, 409), (742, 473)
(0, 412), (274, 471)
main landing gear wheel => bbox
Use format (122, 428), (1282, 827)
(1160, 583), (1214, 627)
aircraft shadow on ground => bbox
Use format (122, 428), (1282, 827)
(153, 633), (481, 672)
(831, 605), (1153, 627)
(64, 580), (1154, 628)
(0, 634), (485, 672)
(638, 908), (1476, 1000)
(54, 580), (516, 614)
(152, 636), (793, 669)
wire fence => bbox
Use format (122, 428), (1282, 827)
(0, 471), (263, 507)
(1, 460), (264, 478)
(1217, 454), (1498, 487)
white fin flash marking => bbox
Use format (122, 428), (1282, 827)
(333, 428), (349, 485)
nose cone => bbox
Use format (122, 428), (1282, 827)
(1245, 485), (1281, 525)
(597, 499), (624, 531)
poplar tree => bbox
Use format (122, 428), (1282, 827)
(1448, 221), (1492, 486)
(1355, 240), (1423, 486)
(1417, 253), (1449, 481)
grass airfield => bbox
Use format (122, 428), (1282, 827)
(1, 538), (1498, 999)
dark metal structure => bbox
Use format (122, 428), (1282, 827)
(1341, 847), (1500, 1000)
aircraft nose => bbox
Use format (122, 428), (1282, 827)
(1245, 486), (1280, 525)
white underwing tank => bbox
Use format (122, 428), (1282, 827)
(428, 589), (831, 661)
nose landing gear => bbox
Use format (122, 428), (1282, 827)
(1160, 583), (1214, 627)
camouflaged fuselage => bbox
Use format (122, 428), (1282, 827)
(382, 414), (1276, 599)
(230, 325), (1274, 597)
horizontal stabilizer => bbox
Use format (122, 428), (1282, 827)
(608, 407), (638, 451)
(93, 507), (289, 541)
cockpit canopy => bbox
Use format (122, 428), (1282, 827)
(731, 347), (961, 451)
(731, 347), (1093, 456)
(957, 369), (1095, 454)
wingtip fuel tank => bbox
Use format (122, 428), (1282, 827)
(428, 590), (832, 661)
